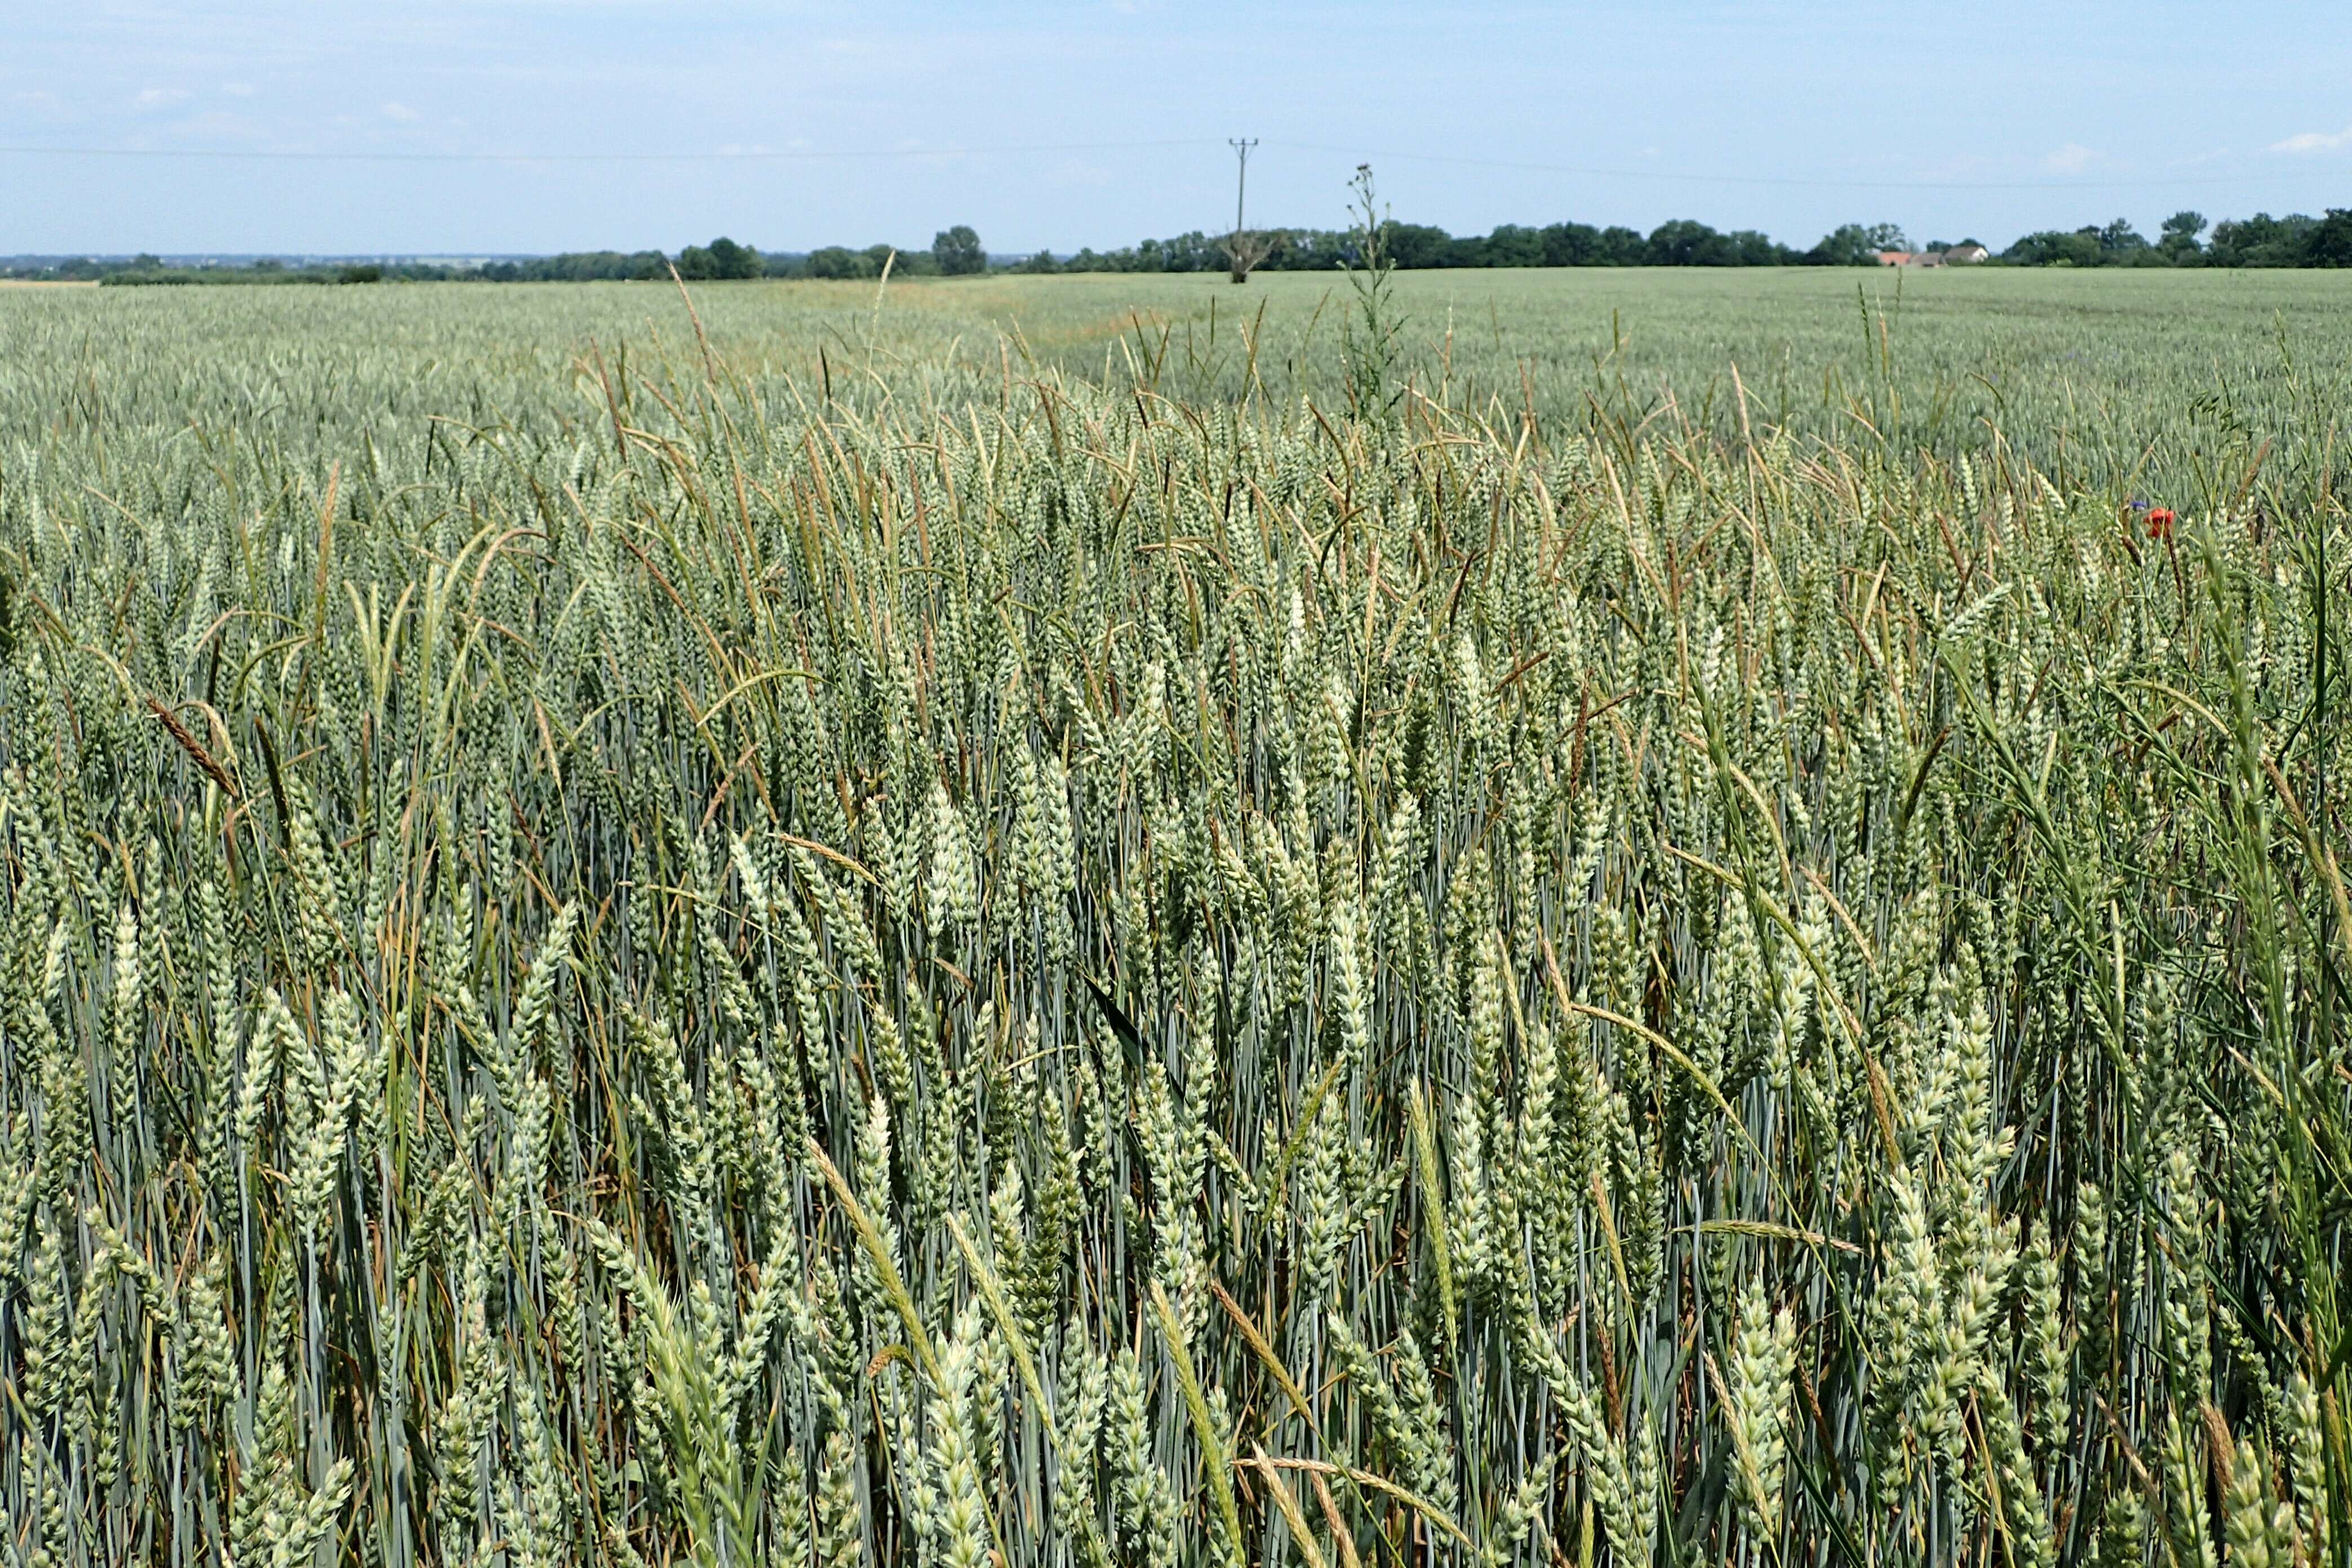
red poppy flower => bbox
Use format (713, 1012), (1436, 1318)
(2146, 507), (2174, 540)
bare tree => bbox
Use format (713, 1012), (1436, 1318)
(1222, 229), (1273, 282)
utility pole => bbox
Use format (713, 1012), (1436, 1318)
(1227, 137), (1259, 282)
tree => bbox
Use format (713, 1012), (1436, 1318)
(1219, 229), (1274, 280)
(712, 237), (761, 278)
(675, 237), (760, 280)
(804, 246), (871, 280)
(1595, 227), (1648, 265)
(2159, 210), (2208, 262)
(1163, 231), (1220, 272)
(2208, 212), (2319, 267)
(2005, 229), (2102, 267)
(2309, 209), (2352, 268)
(1272, 229), (1350, 271)
(1646, 219), (1737, 266)
(1481, 224), (1544, 267)
(1540, 222), (1604, 266)
(1380, 223), (1453, 269)
(2096, 218), (2149, 257)
(1807, 223), (1906, 266)
(932, 225), (985, 276)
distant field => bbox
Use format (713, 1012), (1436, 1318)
(6, 267), (2350, 495)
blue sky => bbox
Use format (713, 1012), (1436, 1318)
(5, 1), (2350, 256)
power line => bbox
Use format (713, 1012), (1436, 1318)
(0, 137), (1217, 165)
(1265, 139), (2317, 193)
(0, 132), (2316, 193)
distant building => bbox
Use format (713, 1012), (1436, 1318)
(1943, 242), (1991, 264)
(1874, 250), (1913, 267)
(1875, 250), (1943, 267)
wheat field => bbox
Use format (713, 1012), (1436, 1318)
(0, 273), (2345, 1567)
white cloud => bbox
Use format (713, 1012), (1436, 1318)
(2042, 142), (2100, 174)
(135, 87), (191, 110)
(222, 82), (257, 98)
(2269, 126), (2352, 154)
(382, 100), (423, 121)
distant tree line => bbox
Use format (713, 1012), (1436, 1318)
(1037, 219), (1794, 272)
(1999, 210), (2352, 268)
(1016, 210), (2352, 272)
(16, 206), (2352, 286)
(8, 254), (415, 286)
(29, 226), (993, 285)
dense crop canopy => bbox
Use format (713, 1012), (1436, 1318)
(0, 281), (2345, 1567)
